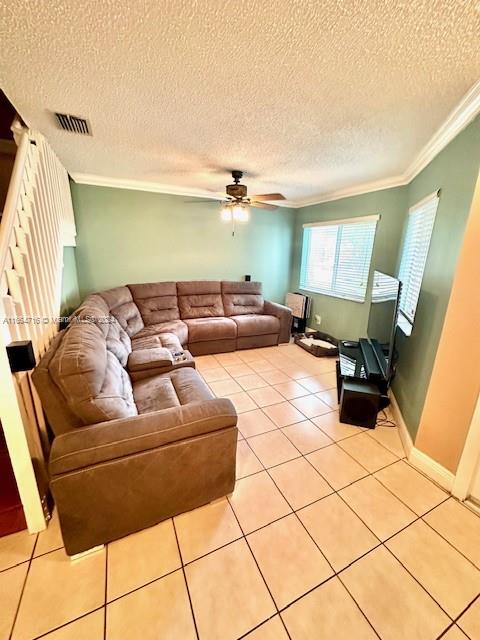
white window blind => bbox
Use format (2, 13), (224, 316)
(398, 191), (439, 329)
(300, 215), (378, 302)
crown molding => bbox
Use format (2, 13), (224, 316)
(292, 174), (408, 208)
(70, 172), (296, 208)
(70, 80), (480, 210)
(292, 80), (480, 208)
(70, 173), (226, 200)
(403, 79), (480, 183)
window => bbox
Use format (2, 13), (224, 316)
(300, 215), (378, 302)
(398, 191), (439, 334)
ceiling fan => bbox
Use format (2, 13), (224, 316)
(186, 170), (286, 217)
(185, 170), (286, 234)
(220, 170), (286, 211)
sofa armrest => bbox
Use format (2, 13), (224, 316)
(49, 398), (237, 476)
(264, 300), (292, 343)
(127, 347), (174, 372)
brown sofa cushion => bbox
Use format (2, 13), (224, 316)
(100, 286), (144, 337)
(134, 320), (188, 346)
(231, 314), (280, 337)
(32, 332), (84, 435)
(130, 335), (162, 350)
(128, 282), (180, 325)
(177, 281), (225, 319)
(221, 281), (264, 316)
(133, 367), (214, 414)
(184, 317), (237, 343)
(49, 321), (138, 426)
(105, 317), (132, 366)
(127, 348), (174, 372)
(70, 296), (132, 367)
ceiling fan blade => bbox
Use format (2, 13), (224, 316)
(250, 193), (286, 202)
(183, 199), (222, 204)
(251, 202), (278, 211)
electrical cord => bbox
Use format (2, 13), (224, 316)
(375, 409), (397, 428)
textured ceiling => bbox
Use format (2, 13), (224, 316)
(0, 0), (479, 205)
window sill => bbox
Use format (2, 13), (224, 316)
(298, 287), (366, 304)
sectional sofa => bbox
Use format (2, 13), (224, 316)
(33, 280), (292, 554)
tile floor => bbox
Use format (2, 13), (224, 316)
(2, 343), (480, 640)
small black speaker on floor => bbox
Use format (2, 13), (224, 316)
(245, 274), (251, 281)
(6, 340), (36, 373)
(340, 379), (380, 429)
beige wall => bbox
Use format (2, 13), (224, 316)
(415, 171), (480, 473)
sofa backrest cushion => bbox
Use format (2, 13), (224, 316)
(128, 282), (180, 326)
(177, 281), (225, 319)
(105, 318), (132, 367)
(221, 281), (264, 316)
(49, 321), (138, 426)
(71, 294), (132, 367)
(32, 332), (84, 435)
(99, 286), (144, 337)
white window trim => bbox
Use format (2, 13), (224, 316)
(397, 189), (440, 336)
(297, 286), (370, 304)
(407, 190), (440, 212)
(300, 214), (379, 303)
(303, 214), (380, 229)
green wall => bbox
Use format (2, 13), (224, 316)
(290, 186), (407, 339)
(60, 246), (80, 315)
(291, 115), (480, 439)
(69, 184), (295, 303)
(392, 117), (480, 437)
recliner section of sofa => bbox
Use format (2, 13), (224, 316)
(124, 279), (291, 355)
(93, 279), (291, 356)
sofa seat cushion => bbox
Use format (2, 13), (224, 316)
(134, 320), (188, 345)
(131, 335), (162, 351)
(133, 367), (214, 414)
(184, 317), (237, 343)
(231, 314), (280, 337)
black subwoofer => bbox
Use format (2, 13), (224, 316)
(340, 380), (380, 429)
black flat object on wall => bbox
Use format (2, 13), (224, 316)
(6, 340), (36, 373)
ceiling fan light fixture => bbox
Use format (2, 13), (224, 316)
(220, 205), (232, 222)
(220, 201), (250, 223)
(233, 203), (249, 222)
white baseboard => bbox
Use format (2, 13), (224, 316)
(408, 447), (455, 492)
(389, 392), (454, 492)
(389, 392), (413, 457)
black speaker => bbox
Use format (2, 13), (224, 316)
(6, 340), (36, 373)
(244, 274), (251, 281)
(340, 380), (380, 429)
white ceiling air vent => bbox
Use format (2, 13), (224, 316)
(54, 112), (91, 135)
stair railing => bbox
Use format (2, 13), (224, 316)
(0, 122), (76, 532)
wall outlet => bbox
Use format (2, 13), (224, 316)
(314, 314), (322, 326)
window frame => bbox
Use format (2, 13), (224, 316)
(299, 214), (379, 303)
(397, 190), (440, 336)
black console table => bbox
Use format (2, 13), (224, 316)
(336, 340), (390, 428)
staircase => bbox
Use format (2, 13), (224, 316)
(0, 106), (76, 535)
